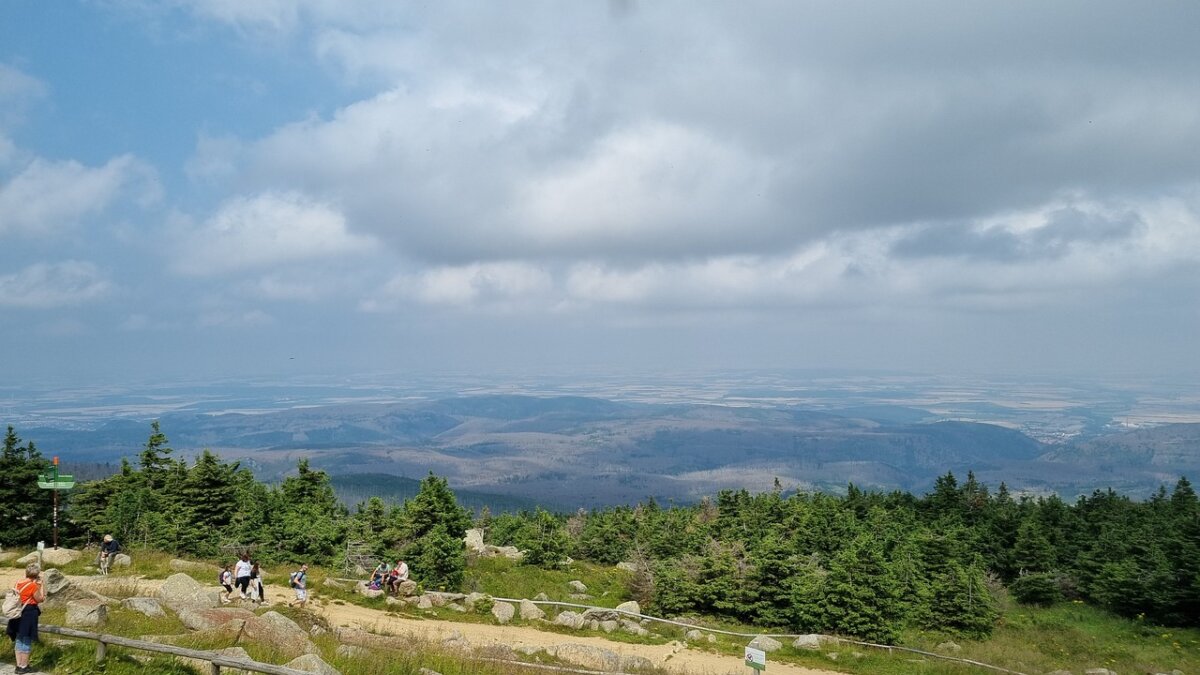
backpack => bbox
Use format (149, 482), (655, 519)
(3, 582), (32, 619)
(289, 572), (300, 589)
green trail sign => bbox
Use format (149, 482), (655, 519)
(37, 456), (74, 549)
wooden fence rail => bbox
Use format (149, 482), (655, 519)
(25, 623), (314, 675)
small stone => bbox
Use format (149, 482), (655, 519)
(615, 600), (641, 615)
(416, 595), (433, 609)
(533, 592), (550, 601)
(284, 653), (339, 675)
(447, 603), (466, 612)
(567, 580), (588, 593)
(121, 597), (165, 618)
(685, 629), (703, 642)
(826, 652), (839, 660)
(553, 610), (585, 629)
(418, 669), (443, 675)
(616, 562), (638, 572)
(1085, 670), (1118, 675)
(599, 620), (618, 633)
(337, 644), (369, 659)
(936, 641), (962, 654)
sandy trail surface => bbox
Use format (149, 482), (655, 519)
(68, 575), (845, 675)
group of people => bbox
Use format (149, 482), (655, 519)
(219, 555), (309, 608)
(368, 558), (409, 595)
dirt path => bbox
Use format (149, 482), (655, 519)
(70, 575), (845, 675)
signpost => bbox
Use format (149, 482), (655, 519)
(744, 646), (767, 672)
(36, 456), (75, 550)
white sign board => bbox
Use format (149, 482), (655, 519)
(744, 646), (767, 671)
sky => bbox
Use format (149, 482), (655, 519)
(1, 0), (1199, 385)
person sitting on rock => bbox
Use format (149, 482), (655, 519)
(369, 560), (389, 590)
(98, 534), (120, 574)
(386, 559), (408, 595)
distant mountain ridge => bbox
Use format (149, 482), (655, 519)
(14, 394), (1198, 506)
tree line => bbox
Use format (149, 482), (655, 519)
(484, 473), (1200, 641)
(2, 422), (1197, 642)
(0, 424), (471, 590)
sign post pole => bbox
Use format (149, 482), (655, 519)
(37, 456), (75, 551)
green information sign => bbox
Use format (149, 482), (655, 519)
(37, 457), (74, 549)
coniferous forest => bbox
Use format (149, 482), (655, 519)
(2, 423), (1198, 645)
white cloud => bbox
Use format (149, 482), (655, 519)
(0, 63), (46, 128)
(0, 261), (111, 308)
(363, 261), (553, 311)
(197, 308), (275, 328)
(174, 191), (376, 276)
(0, 155), (157, 237)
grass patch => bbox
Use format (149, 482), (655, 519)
(463, 556), (633, 605)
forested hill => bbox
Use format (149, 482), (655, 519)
(15, 394), (1200, 504)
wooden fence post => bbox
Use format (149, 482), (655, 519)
(210, 663), (221, 675)
(95, 639), (107, 663)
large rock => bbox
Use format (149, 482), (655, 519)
(18, 548), (82, 567)
(491, 601), (515, 624)
(686, 629), (717, 643)
(178, 607), (255, 631)
(615, 600), (641, 615)
(622, 655), (655, 671)
(241, 611), (317, 657)
(793, 634), (822, 650)
(158, 573), (220, 611)
(582, 608), (622, 622)
(519, 599), (546, 621)
(65, 599), (107, 627)
(599, 620), (618, 633)
(121, 597), (166, 618)
(416, 595), (434, 610)
(553, 610), (586, 629)
(284, 654), (340, 675)
(355, 581), (384, 599)
(620, 619), (650, 636)
(464, 529), (525, 560)
(750, 635), (783, 652)
(546, 644), (620, 671)
(615, 562), (638, 572)
(39, 569), (111, 608)
(464, 592), (488, 610)
(111, 553), (132, 568)
(397, 580), (418, 597)
(169, 559), (216, 574)
(567, 580), (588, 593)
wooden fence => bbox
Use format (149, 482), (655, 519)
(4, 620), (312, 675)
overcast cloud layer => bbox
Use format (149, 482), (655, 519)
(1, 1), (1198, 383)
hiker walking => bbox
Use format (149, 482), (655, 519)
(218, 564), (234, 604)
(288, 564), (309, 608)
(6, 563), (46, 674)
(234, 554), (252, 600)
(249, 561), (265, 604)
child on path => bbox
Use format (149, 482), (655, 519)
(219, 564), (234, 604)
